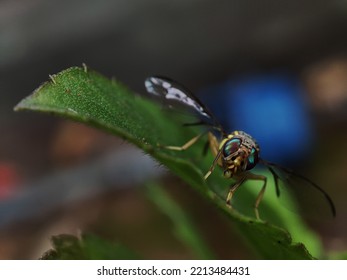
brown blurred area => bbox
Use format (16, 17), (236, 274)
(1, 0), (347, 259)
(304, 57), (347, 113)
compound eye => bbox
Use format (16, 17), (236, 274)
(246, 148), (259, 170)
(223, 138), (241, 157)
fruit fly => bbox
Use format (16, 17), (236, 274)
(144, 76), (336, 219)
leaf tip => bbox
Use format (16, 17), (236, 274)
(13, 98), (27, 112)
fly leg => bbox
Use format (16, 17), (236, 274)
(226, 177), (246, 208)
(204, 132), (223, 180)
(162, 133), (205, 151)
(204, 148), (223, 180)
(244, 172), (267, 220)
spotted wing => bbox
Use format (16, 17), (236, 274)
(145, 76), (224, 133)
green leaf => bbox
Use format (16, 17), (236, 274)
(16, 67), (323, 259)
(147, 182), (215, 259)
(41, 234), (139, 260)
(328, 251), (347, 260)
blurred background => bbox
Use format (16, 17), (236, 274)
(1, 0), (347, 259)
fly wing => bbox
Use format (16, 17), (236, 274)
(145, 76), (224, 133)
(263, 160), (336, 219)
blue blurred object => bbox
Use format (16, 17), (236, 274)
(200, 74), (313, 164)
